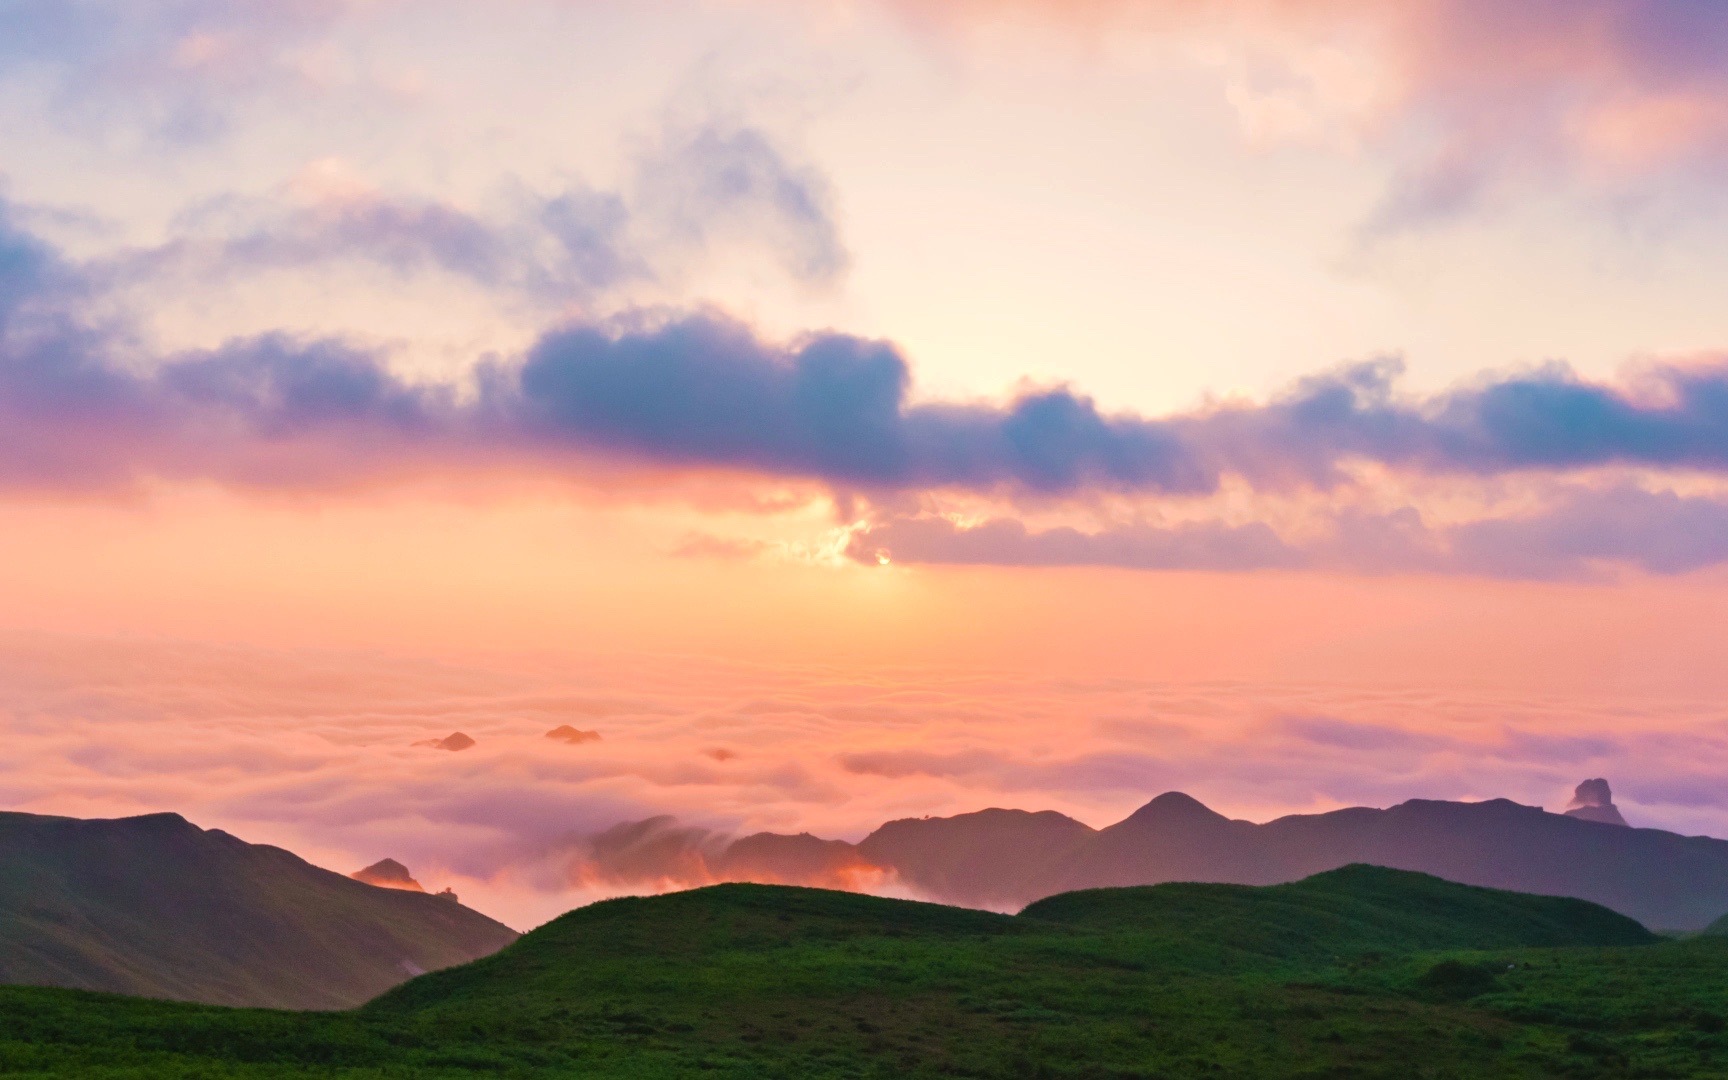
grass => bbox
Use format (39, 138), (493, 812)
(2, 865), (1726, 1078)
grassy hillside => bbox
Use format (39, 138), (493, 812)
(1022, 864), (1655, 959)
(2, 866), (1726, 1078)
(0, 811), (517, 1009)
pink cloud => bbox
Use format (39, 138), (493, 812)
(879, 0), (1728, 220)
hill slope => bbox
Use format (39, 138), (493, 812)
(3, 868), (1717, 1079)
(0, 810), (518, 1009)
(375, 864), (1652, 1019)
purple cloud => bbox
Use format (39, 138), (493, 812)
(9, 191), (1728, 582)
(1281, 715), (1453, 753)
(852, 485), (1728, 580)
(895, 0), (1728, 226)
(0, 0), (349, 141)
(96, 121), (844, 303)
(848, 516), (1298, 571)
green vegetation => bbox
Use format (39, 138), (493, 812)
(4, 865), (1728, 1078)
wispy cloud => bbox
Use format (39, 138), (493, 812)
(852, 485), (1728, 580)
(95, 120), (846, 308)
(0, 0), (352, 141)
(883, 0), (1728, 224)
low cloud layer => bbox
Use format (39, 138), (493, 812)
(7, 634), (1728, 928)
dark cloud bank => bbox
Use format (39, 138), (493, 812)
(5, 195), (1728, 578)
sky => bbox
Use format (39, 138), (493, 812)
(5, 0), (1728, 928)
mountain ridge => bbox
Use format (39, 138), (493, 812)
(693, 787), (1728, 930)
(0, 809), (518, 1009)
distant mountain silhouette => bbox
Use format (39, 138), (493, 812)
(710, 785), (1728, 930)
(0, 811), (517, 1009)
(1564, 778), (1630, 827)
(856, 808), (1096, 908)
(715, 832), (874, 888)
(413, 732), (475, 751)
(351, 858), (426, 892)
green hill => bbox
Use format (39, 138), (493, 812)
(4, 866), (1727, 1079)
(1022, 863), (1654, 959)
(0, 811), (517, 1009)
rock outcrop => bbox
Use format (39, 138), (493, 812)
(351, 858), (426, 892)
(1564, 778), (1630, 827)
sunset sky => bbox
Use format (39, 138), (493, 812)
(5, 0), (1728, 928)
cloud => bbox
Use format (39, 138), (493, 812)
(9, 633), (1728, 927)
(13, 1), (1728, 229)
(558, 815), (722, 889)
(512, 318), (1209, 494)
(12, 192), (1728, 579)
(94, 119), (846, 311)
(1281, 715), (1451, 753)
(670, 532), (775, 561)
(0, 0), (352, 141)
(26, 197), (1728, 503)
(630, 123), (848, 286)
(124, 183), (638, 301)
(526, 815), (892, 894)
(880, 0), (1728, 224)
(413, 732), (476, 751)
(848, 516), (1299, 572)
(1183, 356), (1728, 482)
(0, 201), (59, 322)
(851, 485), (1728, 580)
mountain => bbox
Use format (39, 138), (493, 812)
(6, 868), (1699, 1078)
(722, 784), (1728, 929)
(0, 810), (518, 1009)
(854, 807), (1096, 907)
(351, 858), (426, 891)
(1019, 863), (1654, 953)
(713, 831), (876, 888)
(1043, 794), (1728, 929)
(1564, 777), (1630, 826)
